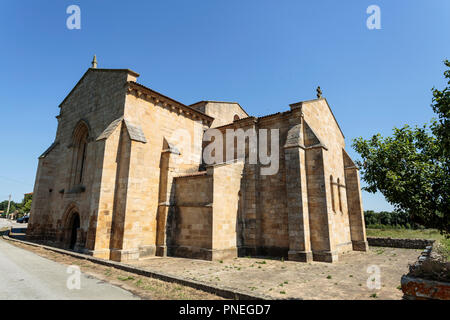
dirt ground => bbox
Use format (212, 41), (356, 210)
(8, 238), (420, 300)
(128, 247), (420, 300)
(6, 240), (223, 300)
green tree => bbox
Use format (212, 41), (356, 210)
(0, 196), (32, 217)
(17, 194), (32, 215)
(353, 60), (449, 236)
(431, 60), (450, 156)
(0, 200), (9, 211)
(20, 198), (32, 214)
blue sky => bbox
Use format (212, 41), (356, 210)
(0, 1), (448, 210)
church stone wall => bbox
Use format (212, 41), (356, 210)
(301, 99), (354, 258)
(211, 113), (294, 258)
(172, 174), (213, 259)
(171, 160), (244, 261)
(210, 160), (244, 260)
(257, 117), (291, 256)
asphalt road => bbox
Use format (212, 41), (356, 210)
(0, 238), (140, 300)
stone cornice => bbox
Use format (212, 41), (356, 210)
(283, 143), (328, 151)
(304, 143), (328, 151)
(127, 81), (214, 126)
(174, 171), (209, 179)
(331, 181), (346, 188)
(212, 109), (295, 131)
(213, 117), (258, 131)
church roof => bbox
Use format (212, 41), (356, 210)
(123, 119), (147, 143)
(189, 101), (249, 117)
(96, 117), (147, 143)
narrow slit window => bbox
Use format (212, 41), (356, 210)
(337, 178), (342, 212)
(71, 122), (89, 186)
(330, 175), (335, 212)
(78, 141), (87, 183)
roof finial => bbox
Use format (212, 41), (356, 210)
(316, 86), (323, 99)
(91, 55), (98, 68)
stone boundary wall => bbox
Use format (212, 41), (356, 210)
(1, 235), (270, 300)
(367, 237), (435, 249)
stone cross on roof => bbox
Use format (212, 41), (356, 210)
(316, 86), (323, 99)
(91, 55), (98, 68)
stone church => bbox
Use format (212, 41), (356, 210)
(27, 58), (368, 263)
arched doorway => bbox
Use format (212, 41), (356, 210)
(68, 212), (80, 250)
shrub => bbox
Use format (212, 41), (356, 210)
(364, 210), (422, 229)
(408, 259), (450, 282)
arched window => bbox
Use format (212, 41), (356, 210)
(233, 114), (240, 121)
(71, 122), (89, 186)
(330, 175), (335, 212)
(337, 178), (342, 212)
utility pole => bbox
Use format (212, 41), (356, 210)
(6, 194), (11, 219)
